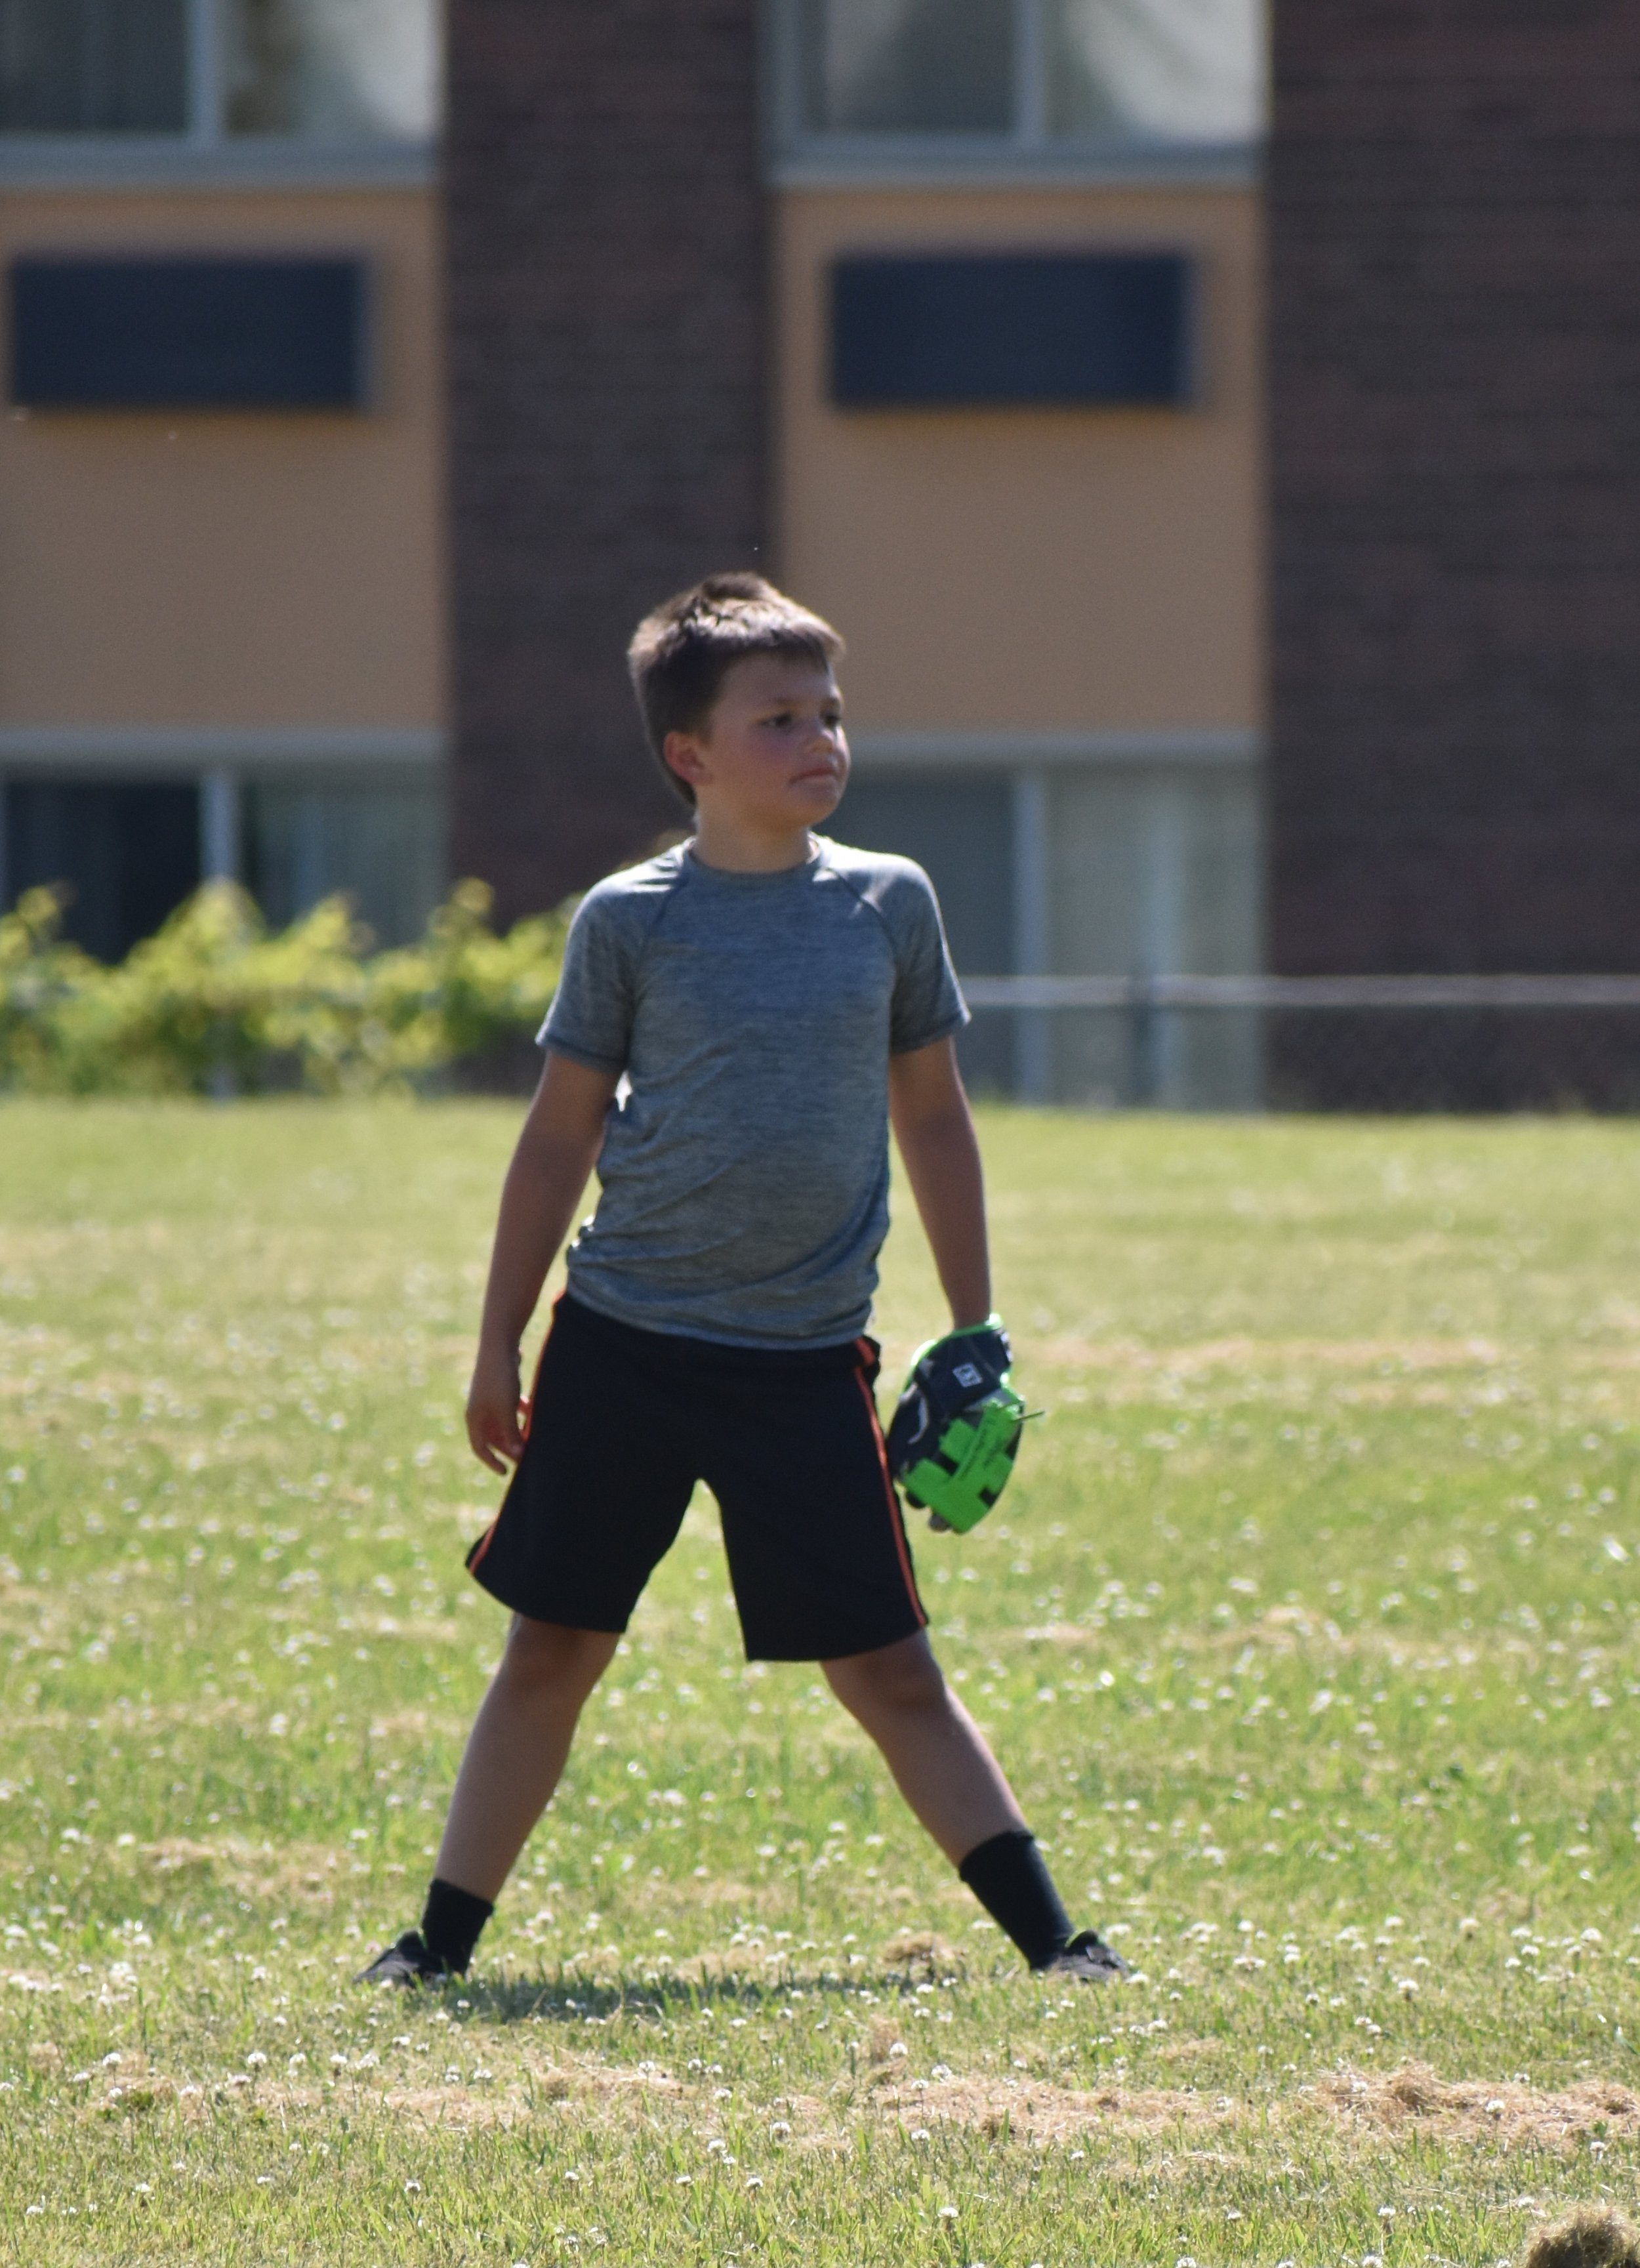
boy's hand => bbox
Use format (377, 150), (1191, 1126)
(886, 1319), (1013, 1481)
(466, 1340), (526, 1474)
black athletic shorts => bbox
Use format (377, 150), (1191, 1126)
(464, 1294), (928, 1662)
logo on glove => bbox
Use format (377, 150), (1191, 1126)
(884, 1317), (1031, 1534)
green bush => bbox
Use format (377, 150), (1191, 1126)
(0, 878), (571, 1096)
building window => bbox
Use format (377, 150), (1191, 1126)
(0, 0), (188, 132)
(0, 0), (439, 143)
(224, 0), (439, 142)
(837, 745), (1263, 1106)
(784, 0), (1265, 153)
(245, 776), (443, 947)
(1046, 0), (1262, 143)
(804, 0), (1015, 133)
(3, 778), (201, 962)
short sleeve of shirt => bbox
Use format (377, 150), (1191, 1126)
(538, 886), (640, 1071)
(883, 865), (969, 1056)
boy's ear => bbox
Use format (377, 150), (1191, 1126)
(663, 730), (709, 791)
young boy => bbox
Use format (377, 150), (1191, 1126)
(360, 573), (1124, 1987)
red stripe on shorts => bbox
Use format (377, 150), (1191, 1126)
(468, 1322), (554, 1571)
(853, 1361), (926, 1628)
(518, 1324), (554, 1443)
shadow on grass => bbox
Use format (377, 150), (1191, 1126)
(432, 1964), (935, 2028)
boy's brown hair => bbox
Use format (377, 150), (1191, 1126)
(628, 571), (844, 808)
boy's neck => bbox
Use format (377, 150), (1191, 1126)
(687, 811), (818, 874)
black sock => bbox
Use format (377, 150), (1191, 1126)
(419, 1878), (494, 1976)
(958, 1830), (1072, 1969)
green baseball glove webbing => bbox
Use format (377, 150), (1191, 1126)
(884, 1315), (1030, 1533)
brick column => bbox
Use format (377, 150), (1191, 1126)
(445, 0), (768, 922)
(1268, 2), (1640, 992)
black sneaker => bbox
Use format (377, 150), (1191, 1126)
(1038, 1929), (1130, 1983)
(354, 1929), (451, 1987)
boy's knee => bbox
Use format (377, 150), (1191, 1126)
(824, 1633), (947, 1720)
(501, 1619), (617, 1697)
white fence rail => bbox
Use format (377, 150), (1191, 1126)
(955, 974), (1640, 1109)
(960, 974), (1640, 1011)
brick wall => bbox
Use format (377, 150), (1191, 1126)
(445, 0), (767, 922)
(1268, 1), (1640, 989)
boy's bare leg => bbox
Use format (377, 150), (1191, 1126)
(434, 1617), (619, 1903)
(821, 1630), (1027, 1865)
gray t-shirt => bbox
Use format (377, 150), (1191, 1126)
(539, 837), (968, 1348)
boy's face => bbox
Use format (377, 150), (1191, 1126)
(665, 653), (848, 833)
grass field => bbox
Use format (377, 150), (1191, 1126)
(1, 1101), (1638, 2267)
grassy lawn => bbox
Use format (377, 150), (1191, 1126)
(1, 1100), (1637, 2266)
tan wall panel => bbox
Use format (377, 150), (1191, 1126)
(775, 183), (1265, 733)
(0, 188), (444, 727)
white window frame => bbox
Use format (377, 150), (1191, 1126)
(765, 0), (1261, 188)
(0, 0), (436, 188)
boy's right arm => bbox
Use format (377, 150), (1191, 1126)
(466, 1050), (621, 1472)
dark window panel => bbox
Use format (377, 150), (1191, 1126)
(832, 252), (1193, 408)
(10, 258), (369, 411)
(5, 780), (200, 962)
(0, 0), (187, 133)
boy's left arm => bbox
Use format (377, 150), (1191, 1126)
(888, 1038), (992, 1329)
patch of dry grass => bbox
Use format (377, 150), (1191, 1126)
(1523, 2204), (1640, 2268)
